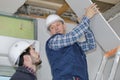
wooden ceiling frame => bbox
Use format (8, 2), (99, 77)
(56, 2), (69, 15)
(94, 1), (114, 12)
(96, 0), (120, 4)
(18, 0), (118, 23)
(26, 0), (62, 10)
(18, 13), (76, 24)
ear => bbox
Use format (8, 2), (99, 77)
(23, 55), (31, 62)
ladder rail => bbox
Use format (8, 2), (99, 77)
(108, 47), (120, 80)
(95, 46), (120, 80)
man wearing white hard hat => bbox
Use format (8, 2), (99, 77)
(45, 3), (98, 80)
(8, 40), (42, 80)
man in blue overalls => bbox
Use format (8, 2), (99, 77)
(45, 3), (98, 80)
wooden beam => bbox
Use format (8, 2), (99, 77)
(94, 1), (114, 13)
(18, 14), (76, 24)
(96, 0), (120, 4)
(26, 0), (62, 10)
(56, 3), (69, 15)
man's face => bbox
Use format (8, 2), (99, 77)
(49, 21), (66, 35)
(29, 46), (42, 66)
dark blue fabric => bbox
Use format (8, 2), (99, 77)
(10, 66), (36, 80)
(46, 34), (89, 80)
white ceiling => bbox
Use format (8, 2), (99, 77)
(0, 0), (26, 14)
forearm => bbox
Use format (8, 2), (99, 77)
(78, 29), (96, 52)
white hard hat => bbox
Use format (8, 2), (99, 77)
(46, 14), (64, 30)
(8, 40), (34, 67)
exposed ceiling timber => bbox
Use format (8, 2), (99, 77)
(18, 13), (76, 24)
(94, 1), (114, 12)
(43, 0), (66, 4)
(26, 0), (62, 10)
(102, 2), (120, 20)
(13, 0), (120, 23)
(56, 3), (69, 15)
(96, 0), (120, 4)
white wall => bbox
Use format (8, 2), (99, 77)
(36, 18), (104, 80)
(36, 18), (52, 80)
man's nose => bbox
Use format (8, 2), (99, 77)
(36, 52), (40, 58)
(55, 26), (59, 30)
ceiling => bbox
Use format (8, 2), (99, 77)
(97, 0), (120, 4)
(0, 0), (26, 14)
(16, 0), (119, 22)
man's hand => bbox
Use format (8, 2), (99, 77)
(85, 3), (99, 19)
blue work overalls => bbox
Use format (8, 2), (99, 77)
(46, 34), (89, 80)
